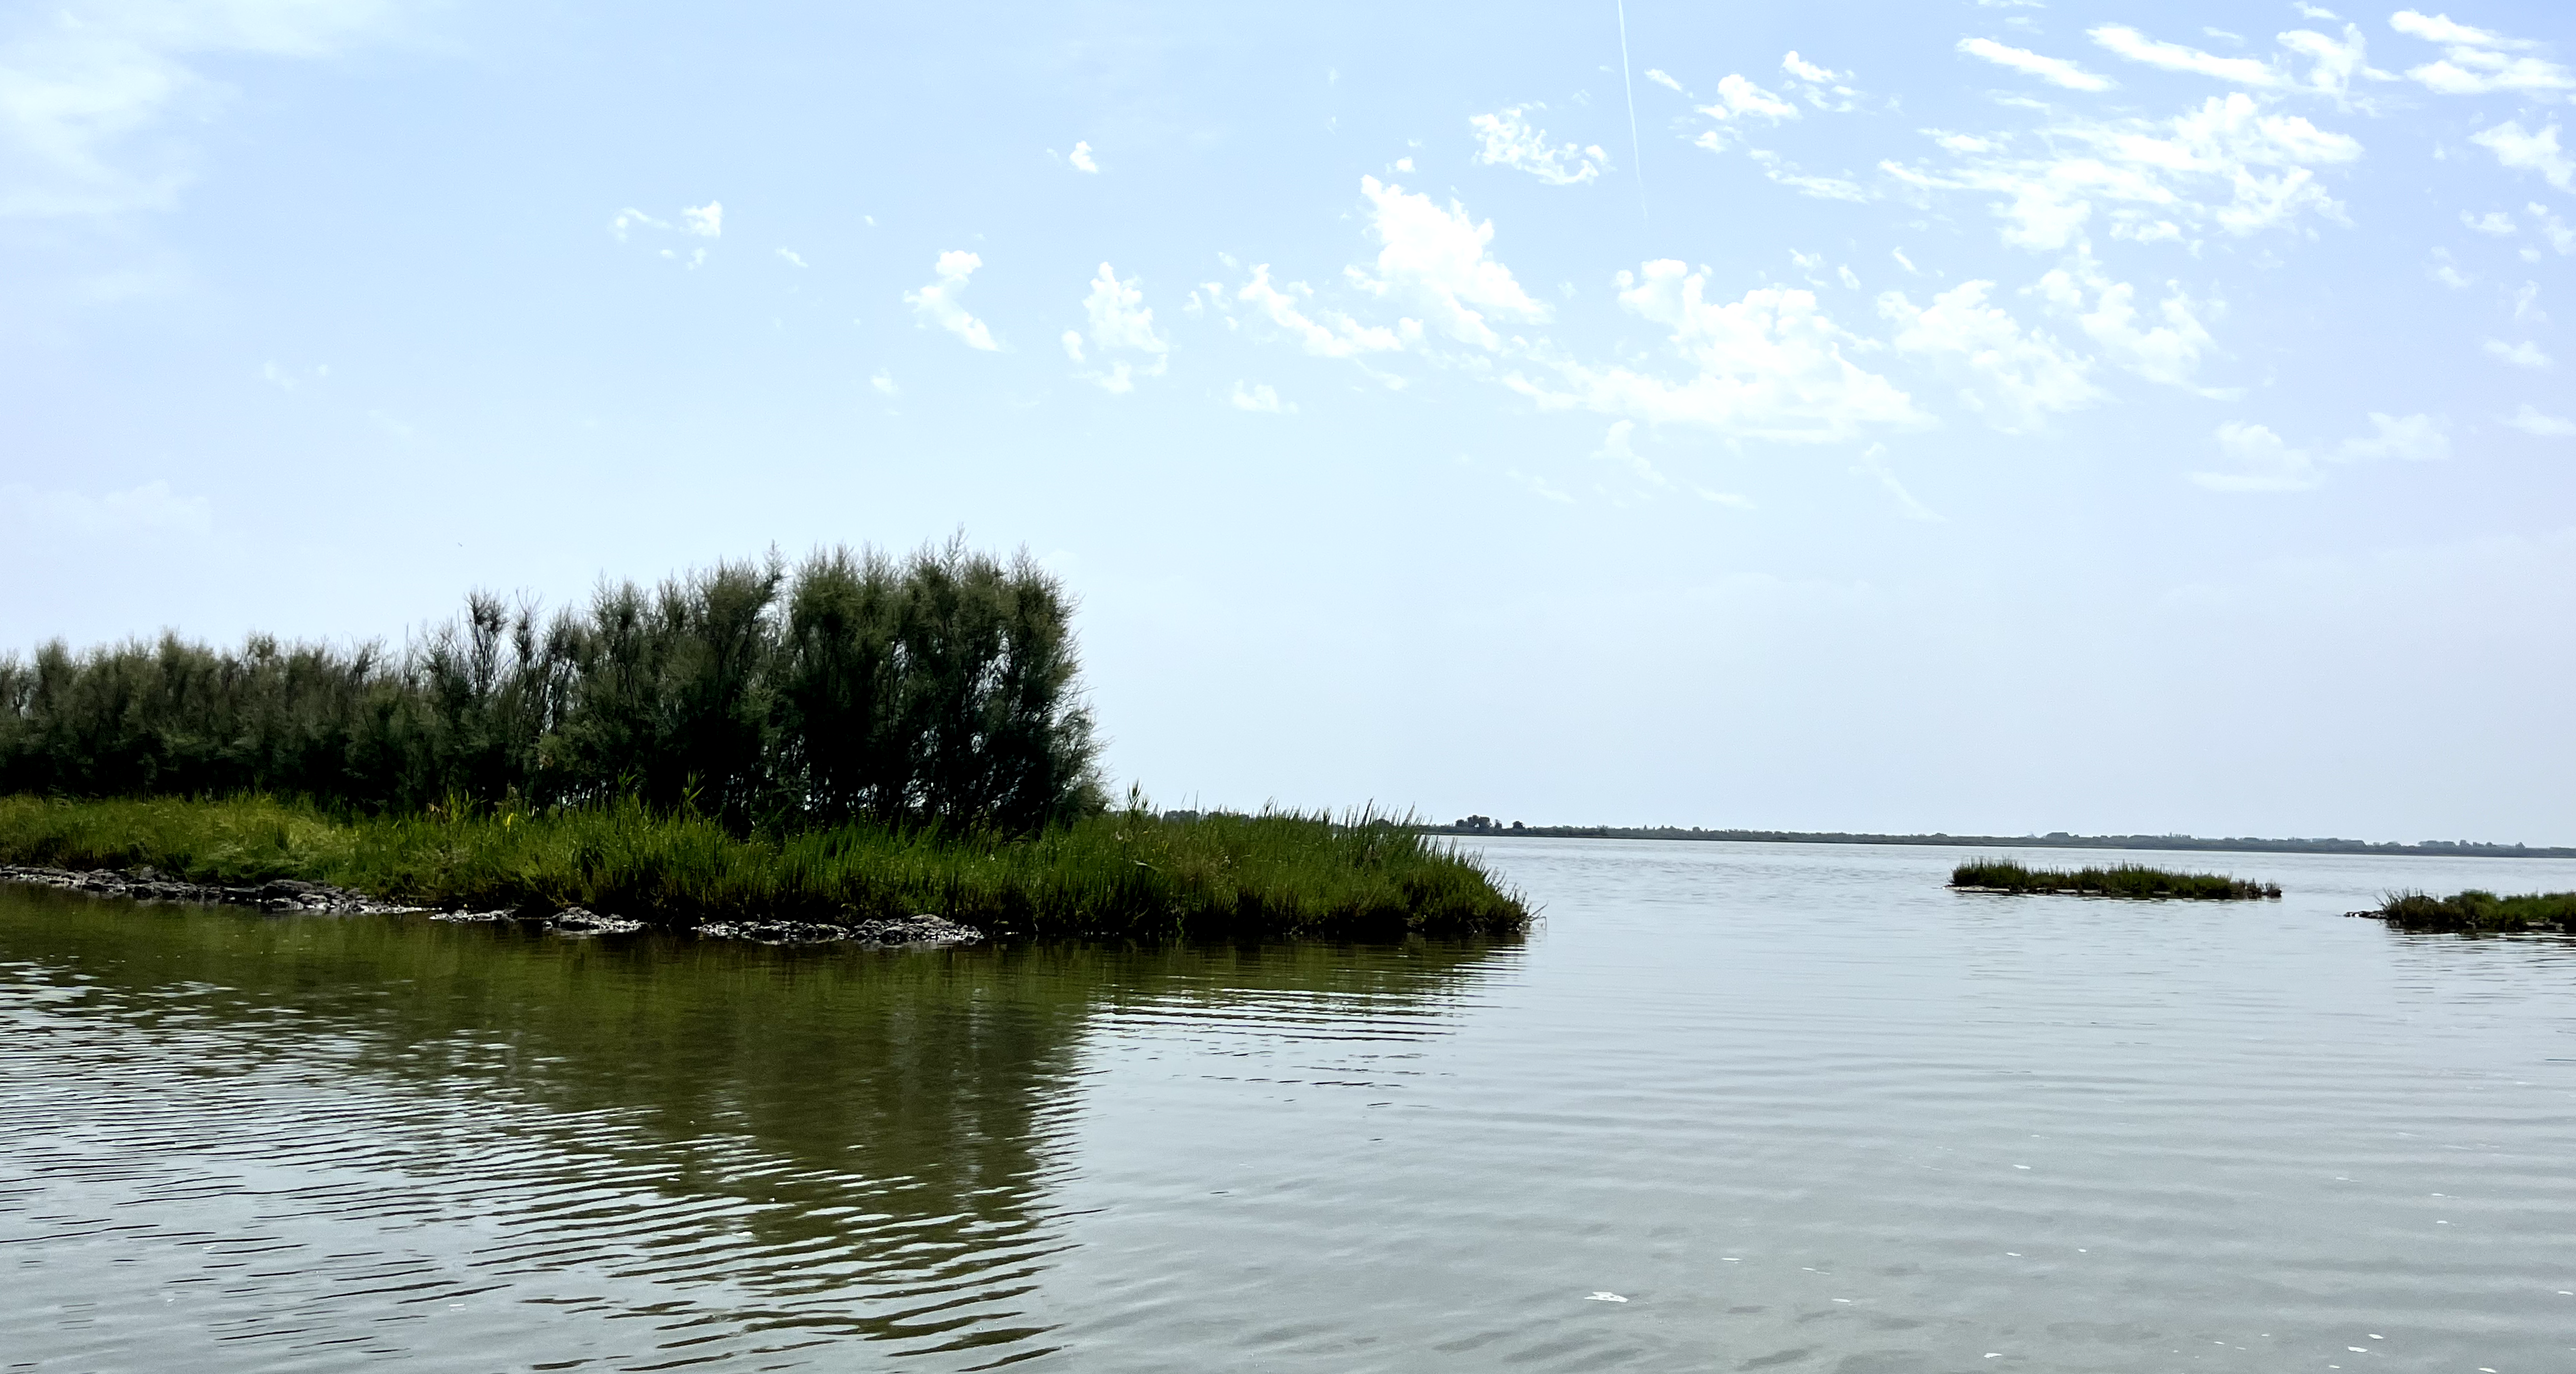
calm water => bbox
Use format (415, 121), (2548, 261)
(6, 840), (2576, 1373)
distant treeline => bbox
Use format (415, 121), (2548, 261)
(1429, 822), (2576, 859)
(0, 542), (1102, 834)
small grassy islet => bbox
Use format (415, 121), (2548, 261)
(2366, 889), (2576, 934)
(1950, 858), (2282, 900)
(0, 794), (1529, 940)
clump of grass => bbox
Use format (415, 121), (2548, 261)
(1950, 858), (2281, 900)
(0, 794), (1529, 940)
(2368, 889), (2576, 934)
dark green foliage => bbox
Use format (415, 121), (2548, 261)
(0, 795), (1531, 938)
(1950, 859), (2282, 900)
(0, 541), (1102, 836)
(2371, 889), (2576, 934)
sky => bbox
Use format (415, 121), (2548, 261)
(3, 1), (2573, 844)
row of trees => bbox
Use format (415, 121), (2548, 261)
(0, 542), (1105, 834)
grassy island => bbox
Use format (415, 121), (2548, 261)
(1951, 859), (2282, 900)
(2366, 889), (2576, 935)
(0, 795), (1522, 938)
(0, 542), (1526, 939)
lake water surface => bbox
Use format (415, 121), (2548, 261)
(6, 840), (2576, 1372)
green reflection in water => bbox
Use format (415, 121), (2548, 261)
(0, 881), (1520, 1366)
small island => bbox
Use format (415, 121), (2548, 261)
(2358, 889), (2576, 934)
(1950, 859), (2282, 900)
(0, 543), (1527, 942)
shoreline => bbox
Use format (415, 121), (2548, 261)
(1424, 825), (2575, 859)
(0, 864), (984, 948)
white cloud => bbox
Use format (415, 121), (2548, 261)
(1067, 262), (1169, 392)
(1508, 262), (1927, 443)
(2388, 12), (2515, 48)
(1957, 38), (2115, 92)
(2, 478), (212, 534)
(869, 370), (898, 397)
(2090, 25), (2286, 88)
(1352, 175), (1547, 350)
(2506, 404), (2576, 437)
(1230, 381), (1293, 413)
(2193, 421), (2319, 491)
(2531, 203), (2576, 255)
(2274, 25), (2377, 102)
(1077, 262), (1168, 355)
(1700, 74), (1800, 124)
(1856, 444), (1943, 521)
(2429, 247), (2474, 287)
(1782, 52), (1841, 85)
(2515, 281), (2544, 323)
(681, 201), (721, 237)
(1746, 150), (1871, 201)
(1879, 281), (2102, 430)
(610, 209), (666, 241)
(1235, 264), (1405, 358)
(1068, 140), (1098, 173)
(2471, 123), (2574, 193)
(1591, 419), (1667, 488)
(0, 0), (399, 218)
(903, 250), (998, 350)
(1885, 92), (2362, 249)
(776, 247), (807, 267)
(2337, 411), (2448, 461)
(2391, 11), (2574, 96)
(2484, 338), (2553, 369)
(1469, 105), (1606, 185)
(2462, 209), (2517, 235)
(1645, 68), (1685, 94)
(2038, 260), (2218, 387)
(1509, 469), (1575, 504)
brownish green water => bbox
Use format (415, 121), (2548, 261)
(6, 840), (2576, 1371)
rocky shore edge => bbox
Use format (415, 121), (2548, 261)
(0, 864), (982, 948)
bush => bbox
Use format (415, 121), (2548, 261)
(0, 540), (1102, 836)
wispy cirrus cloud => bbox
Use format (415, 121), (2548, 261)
(1957, 38), (2114, 93)
(0, 0), (402, 218)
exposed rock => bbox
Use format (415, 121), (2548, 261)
(0, 864), (422, 915)
(1, 866), (981, 948)
(548, 908), (646, 936)
(693, 914), (982, 947)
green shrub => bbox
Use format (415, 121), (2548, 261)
(0, 540), (1101, 836)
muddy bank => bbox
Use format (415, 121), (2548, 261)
(0, 865), (981, 948)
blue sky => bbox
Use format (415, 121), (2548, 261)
(4, 1), (2572, 842)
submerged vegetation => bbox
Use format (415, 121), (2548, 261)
(0, 794), (1527, 938)
(1951, 859), (2282, 900)
(2366, 889), (2576, 934)
(0, 541), (1528, 937)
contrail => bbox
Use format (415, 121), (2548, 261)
(1616, 0), (1645, 225)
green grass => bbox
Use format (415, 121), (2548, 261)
(1950, 858), (2282, 900)
(2370, 889), (2576, 934)
(0, 794), (1530, 940)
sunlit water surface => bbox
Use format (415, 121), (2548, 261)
(6, 840), (2576, 1372)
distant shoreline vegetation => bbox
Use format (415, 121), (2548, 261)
(1432, 818), (2573, 860)
(0, 542), (1527, 938)
(1950, 859), (2282, 901)
(2362, 889), (2576, 935)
